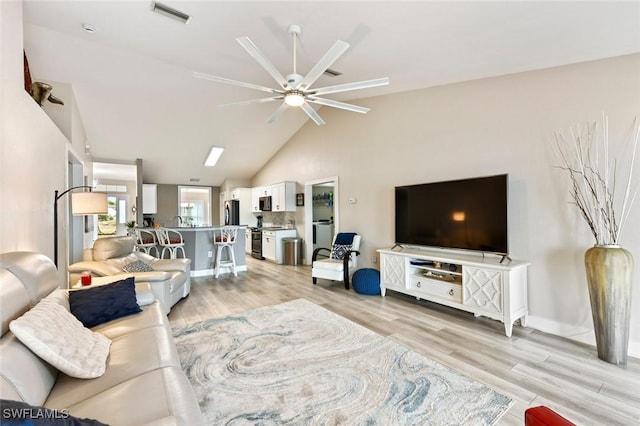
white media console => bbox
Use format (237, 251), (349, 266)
(377, 247), (529, 337)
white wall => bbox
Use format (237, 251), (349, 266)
(41, 79), (87, 150)
(0, 0), (89, 281)
(252, 54), (640, 355)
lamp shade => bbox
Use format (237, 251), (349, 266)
(71, 192), (108, 215)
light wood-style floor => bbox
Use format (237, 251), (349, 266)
(168, 257), (640, 425)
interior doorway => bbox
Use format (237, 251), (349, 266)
(93, 161), (138, 235)
(304, 176), (339, 265)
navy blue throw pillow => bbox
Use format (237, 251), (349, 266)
(335, 233), (357, 245)
(69, 277), (141, 328)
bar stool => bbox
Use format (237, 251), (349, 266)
(155, 227), (186, 259)
(213, 226), (238, 278)
(134, 228), (159, 257)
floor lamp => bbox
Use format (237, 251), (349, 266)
(54, 186), (108, 268)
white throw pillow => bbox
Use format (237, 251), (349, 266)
(9, 298), (111, 379)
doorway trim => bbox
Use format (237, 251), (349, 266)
(66, 145), (86, 266)
(304, 176), (339, 265)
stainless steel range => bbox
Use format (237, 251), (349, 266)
(250, 227), (264, 260)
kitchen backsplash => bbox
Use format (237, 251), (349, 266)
(259, 212), (296, 228)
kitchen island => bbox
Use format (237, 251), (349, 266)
(164, 226), (247, 277)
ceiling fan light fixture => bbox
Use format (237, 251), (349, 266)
(284, 91), (305, 107)
(193, 24), (389, 125)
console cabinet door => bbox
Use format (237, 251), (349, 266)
(462, 266), (503, 315)
(380, 253), (405, 292)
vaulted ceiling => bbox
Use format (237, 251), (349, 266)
(22, 1), (640, 186)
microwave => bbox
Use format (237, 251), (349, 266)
(259, 196), (272, 211)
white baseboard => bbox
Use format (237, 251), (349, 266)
(526, 315), (639, 358)
(190, 265), (248, 277)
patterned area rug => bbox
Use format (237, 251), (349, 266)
(173, 299), (513, 425)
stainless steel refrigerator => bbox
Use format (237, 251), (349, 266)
(224, 200), (239, 225)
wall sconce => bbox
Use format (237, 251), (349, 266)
(54, 186), (107, 268)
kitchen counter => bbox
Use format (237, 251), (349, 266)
(164, 226), (247, 277)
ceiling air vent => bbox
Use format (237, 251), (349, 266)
(323, 68), (342, 77)
(151, 1), (192, 24)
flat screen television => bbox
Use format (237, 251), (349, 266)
(395, 174), (508, 255)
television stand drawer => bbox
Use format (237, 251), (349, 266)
(409, 276), (462, 303)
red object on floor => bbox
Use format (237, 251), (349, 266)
(525, 406), (576, 426)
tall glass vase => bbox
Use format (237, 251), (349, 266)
(584, 245), (634, 365)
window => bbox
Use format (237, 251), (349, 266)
(178, 186), (211, 226)
(98, 196), (117, 235)
(118, 199), (127, 224)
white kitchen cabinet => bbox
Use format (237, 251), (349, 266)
(245, 228), (252, 254)
(262, 230), (276, 261)
(251, 187), (266, 212)
(270, 184), (283, 212)
(258, 187), (271, 197)
(262, 229), (297, 264)
(271, 181), (296, 212)
(229, 188), (253, 225)
(378, 248), (529, 337)
(251, 188), (259, 212)
(251, 182), (296, 212)
(142, 184), (157, 214)
(230, 188), (249, 200)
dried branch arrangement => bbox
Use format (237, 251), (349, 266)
(555, 115), (639, 246)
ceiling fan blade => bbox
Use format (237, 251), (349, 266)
(194, 72), (282, 94)
(300, 103), (326, 126)
(219, 96), (283, 108)
(298, 40), (350, 90)
(311, 77), (390, 96)
(307, 97), (369, 114)
(266, 103), (288, 124)
(237, 36), (288, 89)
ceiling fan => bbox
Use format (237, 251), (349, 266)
(194, 24), (389, 125)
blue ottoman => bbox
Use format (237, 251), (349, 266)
(352, 268), (381, 295)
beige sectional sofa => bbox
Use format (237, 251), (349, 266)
(0, 251), (203, 425)
(68, 236), (191, 314)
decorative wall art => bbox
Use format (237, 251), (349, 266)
(23, 50), (64, 107)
